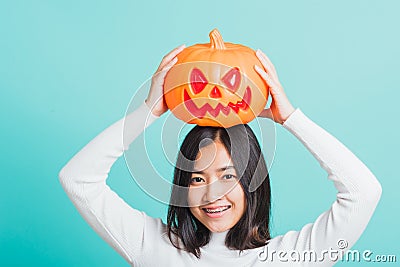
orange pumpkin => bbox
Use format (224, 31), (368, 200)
(164, 29), (269, 127)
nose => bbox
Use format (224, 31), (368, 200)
(209, 86), (222, 98)
(203, 181), (224, 203)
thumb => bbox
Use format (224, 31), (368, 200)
(258, 108), (274, 120)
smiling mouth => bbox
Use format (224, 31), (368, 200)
(183, 87), (251, 119)
(202, 205), (231, 214)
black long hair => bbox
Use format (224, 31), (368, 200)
(167, 124), (271, 258)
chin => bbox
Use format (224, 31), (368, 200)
(205, 223), (231, 233)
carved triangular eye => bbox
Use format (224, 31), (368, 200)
(221, 67), (241, 93)
(190, 68), (208, 94)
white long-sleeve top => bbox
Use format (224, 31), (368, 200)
(58, 102), (382, 266)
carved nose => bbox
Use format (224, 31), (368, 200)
(209, 86), (222, 98)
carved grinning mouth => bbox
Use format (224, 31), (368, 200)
(183, 86), (252, 119)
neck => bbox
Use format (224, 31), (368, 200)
(203, 229), (247, 257)
(209, 229), (229, 247)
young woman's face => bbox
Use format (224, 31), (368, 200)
(188, 141), (246, 233)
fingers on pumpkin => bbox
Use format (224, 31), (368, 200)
(254, 65), (279, 94)
(256, 49), (277, 75)
(153, 57), (178, 84)
(159, 44), (186, 70)
(163, 57), (178, 70)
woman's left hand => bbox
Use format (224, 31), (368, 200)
(254, 49), (296, 124)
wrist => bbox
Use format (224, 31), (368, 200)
(282, 106), (296, 124)
(144, 99), (162, 118)
(282, 107), (300, 126)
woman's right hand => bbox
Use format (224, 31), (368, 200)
(145, 44), (186, 117)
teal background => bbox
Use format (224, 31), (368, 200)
(1, 0), (398, 266)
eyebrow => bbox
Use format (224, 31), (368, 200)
(192, 165), (235, 174)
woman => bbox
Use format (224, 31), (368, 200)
(59, 45), (382, 266)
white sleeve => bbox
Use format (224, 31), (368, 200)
(58, 102), (160, 265)
(273, 108), (382, 266)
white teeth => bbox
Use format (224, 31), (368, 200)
(203, 206), (230, 213)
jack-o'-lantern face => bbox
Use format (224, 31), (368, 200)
(185, 66), (251, 119)
(164, 29), (269, 127)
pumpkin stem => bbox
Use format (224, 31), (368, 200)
(209, 29), (226, 50)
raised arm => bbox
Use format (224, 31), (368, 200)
(58, 102), (159, 264)
(58, 45), (186, 265)
(280, 108), (381, 263)
(254, 50), (382, 266)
